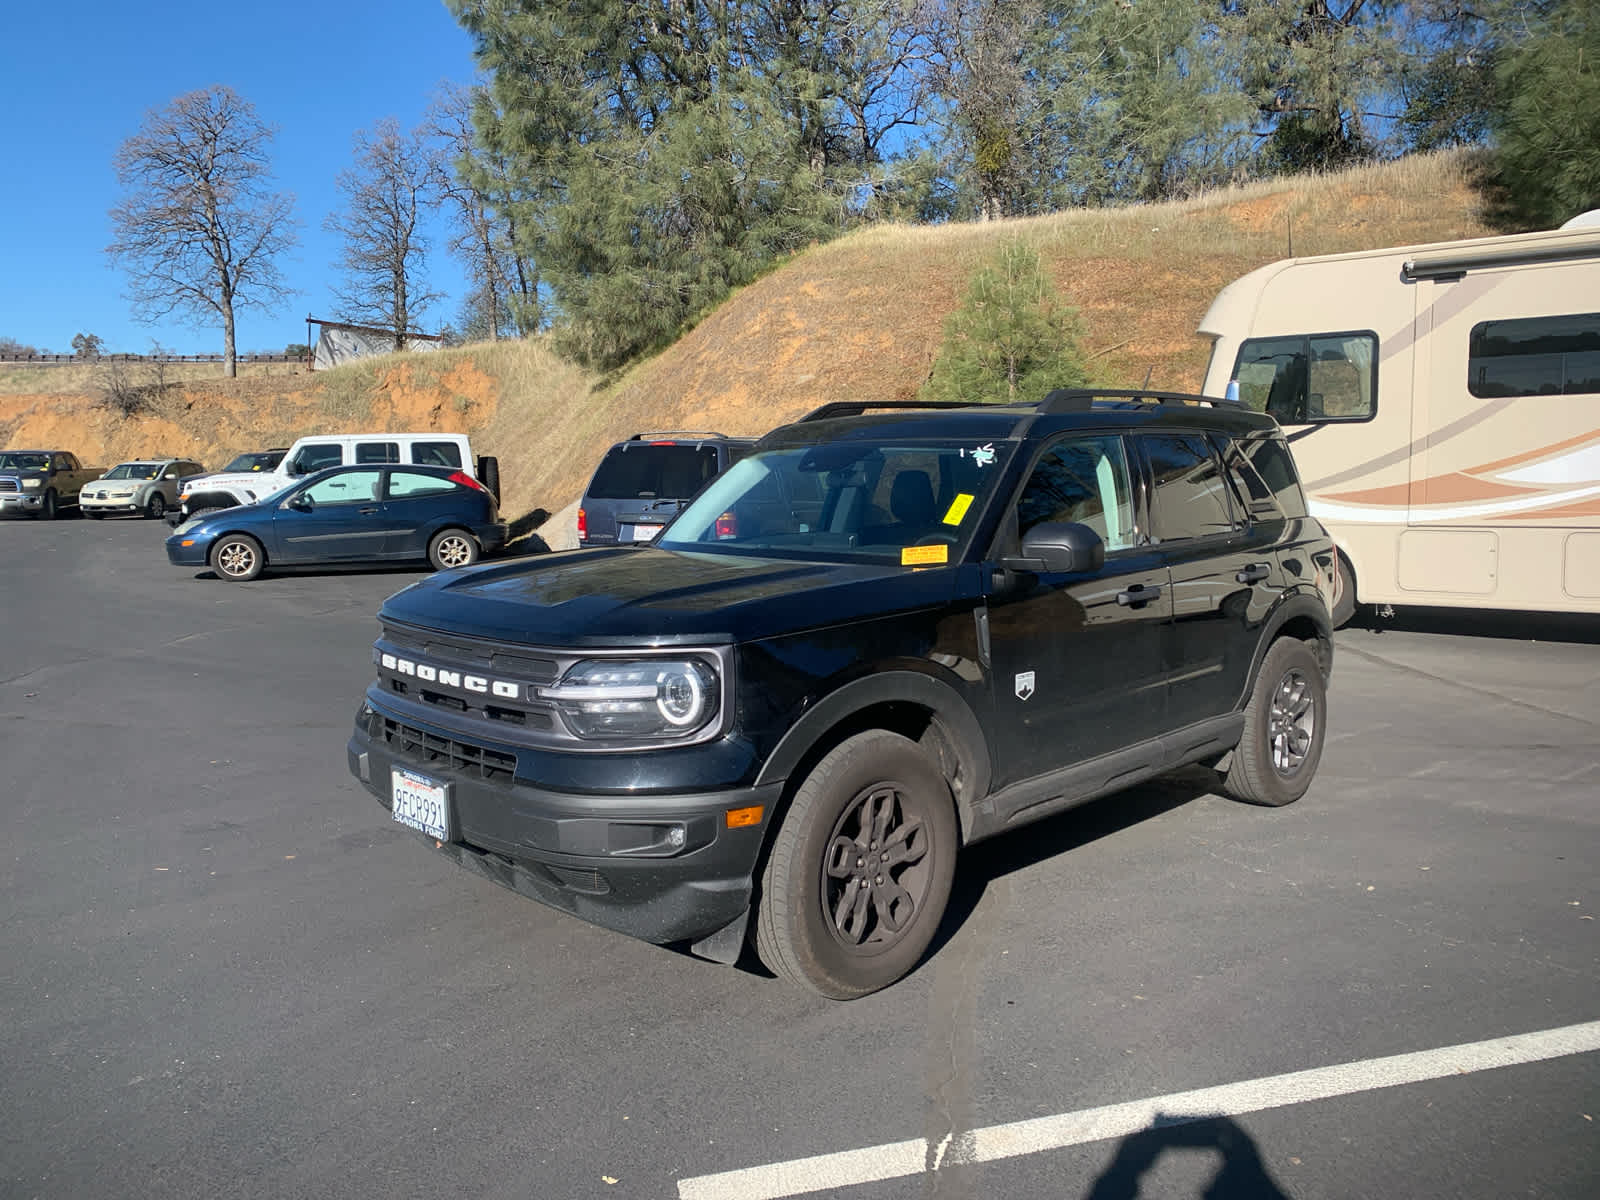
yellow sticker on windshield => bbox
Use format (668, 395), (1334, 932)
(942, 493), (974, 526)
(902, 544), (949, 566)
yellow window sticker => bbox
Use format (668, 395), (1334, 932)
(942, 493), (974, 526)
(902, 544), (949, 566)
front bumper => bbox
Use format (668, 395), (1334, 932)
(81, 497), (144, 513)
(347, 703), (778, 947)
(166, 537), (213, 567)
(0, 493), (43, 514)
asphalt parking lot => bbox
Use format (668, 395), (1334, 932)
(2, 515), (1596, 1200)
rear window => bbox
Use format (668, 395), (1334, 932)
(356, 441), (400, 464)
(410, 441), (463, 468)
(1236, 435), (1309, 519)
(586, 444), (720, 500)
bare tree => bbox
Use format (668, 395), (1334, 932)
(325, 118), (440, 348)
(423, 82), (541, 341)
(106, 86), (298, 378)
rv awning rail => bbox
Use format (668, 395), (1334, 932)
(1403, 229), (1600, 280)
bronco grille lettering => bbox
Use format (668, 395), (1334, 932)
(380, 652), (525, 701)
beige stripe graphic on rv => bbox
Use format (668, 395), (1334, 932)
(1314, 432), (1600, 525)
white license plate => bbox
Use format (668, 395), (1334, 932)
(628, 523), (663, 542)
(391, 767), (452, 840)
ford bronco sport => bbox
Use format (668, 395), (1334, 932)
(348, 391), (1336, 998)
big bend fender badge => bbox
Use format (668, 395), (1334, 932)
(1014, 671), (1036, 701)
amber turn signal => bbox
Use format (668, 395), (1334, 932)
(725, 805), (763, 829)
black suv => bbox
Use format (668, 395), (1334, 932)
(577, 431), (756, 547)
(348, 391), (1335, 998)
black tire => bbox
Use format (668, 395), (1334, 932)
(40, 489), (58, 520)
(428, 528), (480, 571)
(476, 455), (501, 502)
(1330, 548), (1357, 629)
(1223, 637), (1327, 807)
(189, 507), (224, 521)
(145, 493), (167, 520)
(211, 533), (265, 582)
(755, 730), (958, 999)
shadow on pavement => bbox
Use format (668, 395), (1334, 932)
(1083, 1114), (1292, 1200)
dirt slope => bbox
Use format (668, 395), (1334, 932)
(2, 151), (1494, 537)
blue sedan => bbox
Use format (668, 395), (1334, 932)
(166, 464), (507, 582)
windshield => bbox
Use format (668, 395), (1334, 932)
(103, 463), (162, 481)
(0, 453), (50, 470)
(658, 438), (1016, 564)
(222, 452), (284, 472)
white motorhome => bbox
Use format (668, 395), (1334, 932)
(1198, 223), (1600, 623)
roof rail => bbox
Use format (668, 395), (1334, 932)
(1039, 387), (1244, 411)
(627, 430), (730, 442)
(798, 400), (979, 422)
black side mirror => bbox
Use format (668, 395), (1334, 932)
(290, 494), (314, 512)
(1003, 521), (1106, 574)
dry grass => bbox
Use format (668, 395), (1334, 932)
(1, 150), (1499, 531)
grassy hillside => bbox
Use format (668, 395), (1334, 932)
(1, 151), (1496, 543)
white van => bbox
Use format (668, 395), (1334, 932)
(176, 433), (498, 522)
(1197, 223), (1600, 623)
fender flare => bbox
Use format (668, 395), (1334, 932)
(1246, 591), (1334, 694)
(753, 669), (993, 837)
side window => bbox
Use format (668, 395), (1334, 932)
(1232, 331), (1376, 423)
(1238, 436), (1309, 519)
(1016, 436), (1136, 552)
(1468, 312), (1600, 397)
(293, 444), (343, 474)
(1143, 434), (1239, 542)
(355, 441), (400, 464)
(388, 470), (457, 499)
(409, 441), (463, 468)
(301, 469), (383, 505)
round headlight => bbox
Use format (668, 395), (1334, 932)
(544, 658), (719, 740)
(656, 663), (707, 727)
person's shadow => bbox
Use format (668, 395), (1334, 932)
(1084, 1114), (1291, 1199)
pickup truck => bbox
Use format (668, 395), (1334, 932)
(0, 450), (100, 519)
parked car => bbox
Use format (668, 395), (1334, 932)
(577, 431), (756, 546)
(166, 464), (506, 583)
(0, 450), (99, 519)
(167, 449), (287, 526)
(82, 458), (206, 520)
(175, 432), (499, 524)
(347, 390), (1336, 998)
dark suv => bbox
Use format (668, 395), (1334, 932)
(348, 391), (1336, 998)
(577, 431), (756, 546)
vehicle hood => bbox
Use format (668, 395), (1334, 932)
(186, 470), (282, 496)
(171, 501), (274, 538)
(379, 547), (966, 645)
(86, 477), (148, 489)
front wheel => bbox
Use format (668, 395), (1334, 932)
(212, 534), (265, 582)
(40, 489), (58, 520)
(755, 730), (957, 999)
(1223, 637), (1327, 807)
(145, 493), (167, 520)
(428, 528), (479, 570)
(1330, 549), (1357, 628)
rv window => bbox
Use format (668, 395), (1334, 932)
(1232, 332), (1376, 424)
(1468, 312), (1600, 398)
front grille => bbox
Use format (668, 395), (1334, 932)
(0, 479), (18, 494)
(379, 717), (517, 781)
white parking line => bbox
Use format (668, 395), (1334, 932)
(677, 1019), (1600, 1200)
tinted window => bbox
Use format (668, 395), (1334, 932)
(410, 441), (463, 468)
(355, 441), (400, 464)
(1144, 435), (1238, 541)
(302, 470), (382, 505)
(587, 445), (719, 500)
(1017, 436), (1136, 551)
(293, 444), (343, 474)
(1239, 436), (1308, 519)
(388, 470), (458, 499)
(1233, 332), (1376, 423)
(1468, 312), (1600, 397)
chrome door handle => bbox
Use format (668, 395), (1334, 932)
(1236, 563), (1270, 584)
(1116, 584), (1162, 607)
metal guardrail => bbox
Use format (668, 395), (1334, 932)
(0, 353), (310, 366)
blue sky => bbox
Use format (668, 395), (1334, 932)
(0, 1), (481, 356)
